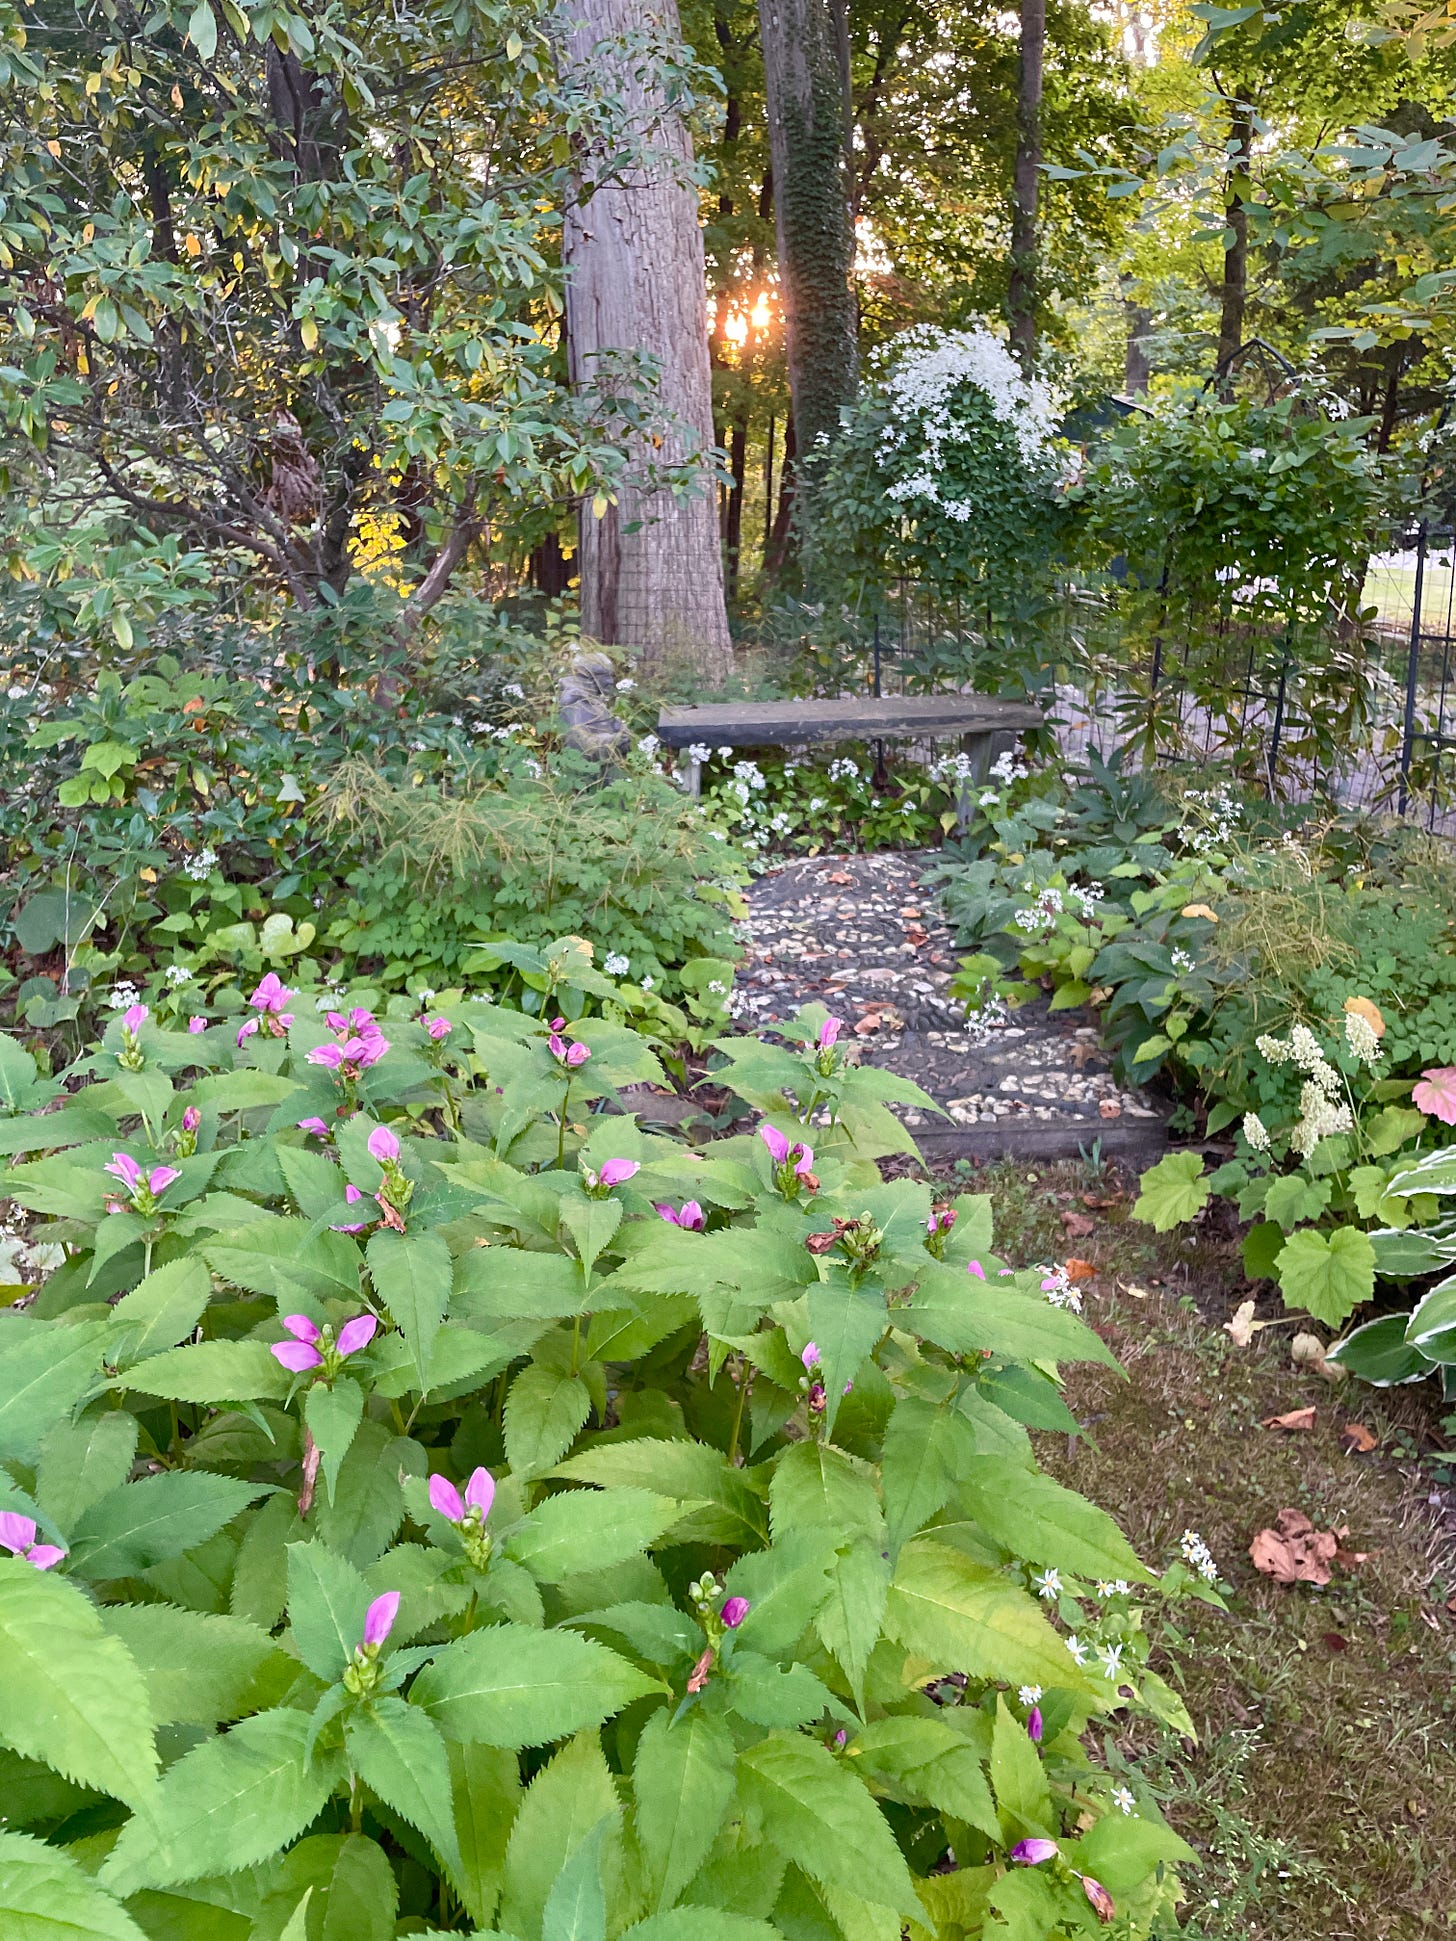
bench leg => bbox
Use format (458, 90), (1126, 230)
(955, 732), (991, 834)
(687, 757), (701, 800)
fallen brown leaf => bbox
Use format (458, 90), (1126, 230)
(1321, 1631), (1348, 1652)
(905, 927), (929, 947)
(827, 871), (852, 884)
(1061, 1210), (1096, 1237)
(1262, 1405), (1317, 1432)
(1120, 1281), (1151, 1300)
(1249, 1507), (1339, 1586)
(1341, 1422), (1379, 1453)
(1065, 1258), (1097, 1282)
(1098, 1099), (1122, 1119)
(898, 906), (922, 919)
(1225, 1298), (1258, 1347)
(853, 1015), (882, 1036)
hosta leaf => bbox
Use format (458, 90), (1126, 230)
(36, 1410), (137, 1528)
(735, 1733), (920, 1919)
(0, 1319), (109, 1461)
(346, 1696), (463, 1882)
(505, 1487), (683, 1583)
(0, 1829), (149, 1941)
(884, 1538), (1094, 1693)
(0, 1558), (158, 1806)
(101, 1708), (340, 1896)
(98, 1603), (294, 1728)
(499, 1732), (620, 1941)
(1132, 1152), (1209, 1232)
(108, 1256), (213, 1365)
(1275, 1225), (1376, 1327)
(957, 1458), (1151, 1584)
(631, 1707), (736, 1910)
(126, 1339), (293, 1405)
(505, 1366), (592, 1478)
(68, 1472), (268, 1579)
(412, 1622), (657, 1748)
(286, 1539), (375, 1683)
(367, 1229), (450, 1393)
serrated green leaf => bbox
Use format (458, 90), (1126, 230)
(846, 1716), (997, 1840)
(101, 1708), (339, 1895)
(805, 1276), (885, 1437)
(554, 1439), (766, 1547)
(126, 1338), (292, 1405)
(0, 1320), (108, 1461)
(412, 1622), (657, 1748)
(881, 1395), (971, 1555)
(287, 1539), (375, 1683)
(346, 1696), (463, 1882)
(252, 1832), (397, 1941)
(735, 1733), (920, 1919)
(449, 1741), (519, 1927)
(305, 1378), (363, 1504)
(722, 1537), (834, 1659)
(98, 1603), (293, 1727)
(620, 1916), (779, 1941)
(904, 1264), (1118, 1366)
(957, 1457), (1151, 1584)
(108, 1256), (213, 1365)
(540, 1812), (609, 1941)
(1275, 1224), (1376, 1327)
(505, 1487), (681, 1581)
(0, 1558), (158, 1806)
(311, 1418), (422, 1568)
(505, 1365), (591, 1478)
(499, 1733), (620, 1941)
(1132, 1152), (1209, 1232)
(989, 1695), (1052, 1839)
(632, 1707), (736, 1910)
(368, 1228), (450, 1392)
(884, 1538), (1093, 1692)
(68, 1471), (267, 1579)
(36, 1410), (137, 1528)
(0, 1829), (149, 1940)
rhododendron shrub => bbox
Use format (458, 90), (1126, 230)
(0, 993), (1201, 1938)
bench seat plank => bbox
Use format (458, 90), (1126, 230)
(657, 694), (1043, 748)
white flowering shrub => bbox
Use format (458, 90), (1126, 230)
(813, 324), (1072, 626)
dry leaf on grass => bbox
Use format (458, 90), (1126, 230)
(1061, 1210), (1096, 1238)
(1249, 1507), (1340, 1586)
(1121, 1281), (1151, 1300)
(1341, 1422), (1379, 1453)
(827, 870), (852, 884)
(1225, 1299), (1260, 1346)
(1065, 1258), (1098, 1282)
(1262, 1405), (1317, 1432)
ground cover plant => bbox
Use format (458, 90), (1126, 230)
(0, 974), (1207, 1939)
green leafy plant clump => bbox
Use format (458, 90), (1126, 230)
(0, 971), (1206, 1939)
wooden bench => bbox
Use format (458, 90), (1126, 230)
(657, 694), (1044, 824)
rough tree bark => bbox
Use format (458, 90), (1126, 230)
(1007, 0), (1045, 369)
(561, 0), (733, 682)
(758, 0), (858, 463)
(1215, 100), (1253, 385)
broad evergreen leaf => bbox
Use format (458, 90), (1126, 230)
(286, 1540), (375, 1683)
(35, 1410), (137, 1528)
(735, 1733), (921, 1920)
(367, 1228), (450, 1392)
(68, 1472), (268, 1579)
(498, 1732), (620, 1941)
(0, 1319), (109, 1461)
(99, 1603), (294, 1728)
(0, 1829), (150, 1941)
(101, 1708), (341, 1896)
(989, 1696), (1053, 1839)
(345, 1697), (463, 1883)
(108, 1256), (213, 1365)
(0, 1558), (158, 1806)
(957, 1458), (1152, 1584)
(631, 1708), (736, 1911)
(884, 1538), (1095, 1693)
(505, 1487), (683, 1583)
(539, 1813), (610, 1941)
(504, 1366), (592, 1477)
(448, 1742), (519, 1928)
(412, 1623), (657, 1748)
(126, 1339), (293, 1405)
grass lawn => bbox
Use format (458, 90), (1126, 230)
(956, 1158), (1456, 1940)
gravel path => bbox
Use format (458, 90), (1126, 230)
(735, 850), (1165, 1155)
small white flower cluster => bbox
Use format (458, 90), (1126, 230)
(107, 981), (141, 1010)
(1344, 1009), (1382, 1066)
(1067, 882), (1105, 919)
(989, 749), (1030, 786)
(1242, 1110), (1271, 1154)
(1111, 1785), (1138, 1817)
(1013, 886), (1064, 934)
(164, 964), (194, 987)
(928, 750), (978, 786)
(963, 994), (1009, 1046)
(637, 734), (660, 758)
(1179, 1529), (1219, 1583)
(826, 757), (860, 784)
(1178, 787), (1240, 853)
(603, 952), (630, 977)
(686, 742), (712, 764)
(183, 847), (218, 881)
(1170, 946), (1195, 974)
(1094, 1578), (1132, 1598)
(1039, 1265), (1083, 1313)
(1257, 1022), (1353, 1156)
(502, 682), (525, 700)
(1018, 1684), (1043, 1706)
(616, 677), (635, 693)
(873, 325), (1063, 498)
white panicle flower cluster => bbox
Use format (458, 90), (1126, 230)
(164, 964), (194, 987)
(989, 749), (1031, 786)
(1255, 1032), (1292, 1064)
(603, 953), (630, 977)
(929, 751), (978, 786)
(686, 742), (712, 764)
(1344, 1010), (1382, 1065)
(184, 847), (218, 881)
(636, 734), (660, 758)
(1170, 947), (1195, 974)
(1256, 1022), (1352, 1155)
(107, 981), (140, 1010)
(1039, 1265), (1083, 1313)
(502, 682), (525, 700)
(1242, 1111), (1271, 1154)
(963, 993), (1009, 1046)
(1179, 1529), (1219, 1583)
(827, 757), (860, 784)
(1013, 886), (1064, 934)
(874, 327), (1063, 519)
(1068, 882), (1105, 919)
(1179, 787), (1240, 853)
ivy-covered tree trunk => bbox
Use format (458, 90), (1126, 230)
(1215, 101), (1253, 383)
(1007, 0), (1045, 368)
(758, 0), (858, 463)
(562, 0), (733, 681)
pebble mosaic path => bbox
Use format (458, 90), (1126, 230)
(734, 850), (1168, 1160)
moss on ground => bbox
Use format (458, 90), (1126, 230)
(953, 1157), (1456, 1941)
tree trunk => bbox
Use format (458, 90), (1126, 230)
(758, 0), (858, 463)
(561, 0), (733, 682)
(725, 411), (747, 600)
(1007, 0), (1045, 369)
(1215, 102), (1252, 386)
(1124, 301), (1152, 393)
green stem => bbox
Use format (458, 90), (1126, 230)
(349, 1774), (363, 1834)
(557, 1077), (570, 1169)
(727, 1355), (751, 1467)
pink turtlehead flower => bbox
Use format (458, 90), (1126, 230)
(428, 1466), (495, 1526)
(104, 1154), (179, 1201)
(760, 1123), (790, 1165)
(331, 1182), (370, 1233)
(967, 1260), (986, 1280)
(655, 1200), (705, 1230)
(121, 1003), (149, 1034)
(325, 1012), (348, 1033)
(1079, 1876), (1115, 1923)
(148, 1165), (180, 1195)
(308, 1042), (344, 1070)
(550, 1016), (566, 1032)
(249, 973), (295, 1016)
(336, 1313), (378, 1357)
(237, 1018), (259, 1047)
(598, 1157), (638, 1187)
(1027, 1706), (1043, 1743)
(801, 1341), (820, 1370)
(818, 1016), (842, 1049)
(362, 1592), (399, 1649)
(548, 1035), (589, 1067)
(181, 1106), (200, 1133)
(0, 1512), (65, 1571)
(367, 1125), (400, 1164)
(719, 1596), (750, 1628)
(298, 1117), (330, 1138)
(1010, 1839), (1058, 1866)
(187, 1015), (208, 1034)
(270, 1311), (376, 1372)
(425, 1015), (451, 1041)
